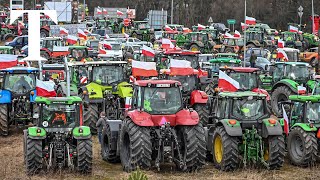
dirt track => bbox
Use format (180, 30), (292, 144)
(1, 130), (320, 180)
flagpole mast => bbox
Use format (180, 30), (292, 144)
(243, 0), (247, 67)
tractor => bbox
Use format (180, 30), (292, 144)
(130, 21), (155, 42)
(214, 37), (245, 53)
(23, 96), (92, 174)
(184, 32), (216, 53)
(245, 29), (274, 50)
(281, 31), (303, 51)
(207, 91), (285, 171)
(302, 33), (319, 50)
(100, 79), (206, 172)
(0, 66), (38, 136)
(68, 46), (93, 62)
(80, 61), (132, 133)
(40, 37), (68, 61)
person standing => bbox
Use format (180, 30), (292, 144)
(249, 51), (257, 68)
(96, 112), (106, 144)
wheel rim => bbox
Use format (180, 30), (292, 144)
(264, 149), (269, 161)
(291, 134), (304, 159)
(191, 47), (199, 52)
(121, 27), (125, 34)
(214, 135), (223, 163)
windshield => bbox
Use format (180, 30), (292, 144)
(70, 49), (88, 59)
(4, 74), (36, 94)
(286, 51), (299, 61)
(169, 75), (196, 94)
(229, 72), (258, 90)
(89, 41), (99, 48)
(132, 46), (141, 51)
(285, 65), (309, 81)
(306, 103), (320, 122)
(232, 98), (265, 119)
(283, 33), (296, 41)
(42, 104), (77, 128)
(110, 44), (121, 50)
(44, 40), (64, 49)
(92, 65), (124, 84)
(235, 39), (244, 46)
(143, 87), (182, 114)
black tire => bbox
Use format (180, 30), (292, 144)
(263, 135), (285, 170)
(287, 127), (317, 167)
(23, 130), (27, 163)
(0, 104), (9, 136)
(193, 104), (209, 127)
(40, 30), (49, 38)
(190, 44), (200, 52)
(224, 47), (234, 53)
(120, 118), (152, 172)
(40, 51), (50, 60)
(271, 86), (294, 117)
(83, 104), (99, 134)
(204, 83), (216, 96)
(212, 126), (240, 171)
(101, 124), (120, 163)
(176, 124), (206, 172)
(25, 138), (43, 175)
(3, 34), (14, 42)
(76, 139), (93, 173)
(132, 32), (137, 38)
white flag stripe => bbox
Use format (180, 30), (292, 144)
(132, 60), (156, 70)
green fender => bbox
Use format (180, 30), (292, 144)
(28, 127), (46, 139)
(114, 82), (133, 98)
(307, 80), (317, 90)
(86, 82), (110, 99)
(218, 119), (242, 136)
(272, 79), (299, 93)
(291, 123), (317, 132)
(73, 126), (91, 139)
(261, 118), (283, 138)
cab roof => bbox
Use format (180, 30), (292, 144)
(1, 67), (38, 73)
(220, 67), (260, 73)
(134, 79), (181, 87)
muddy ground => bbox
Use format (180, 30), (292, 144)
(1, 130), (320, 180)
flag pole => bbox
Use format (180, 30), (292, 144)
(243, 0), (247, 67)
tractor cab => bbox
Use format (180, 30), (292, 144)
(218, 37), (245, 53)
(68, 46), (91, 62)
(184, 32), (215, 53)
(281, 32), (302, 50)
(276, 48), (300, 62)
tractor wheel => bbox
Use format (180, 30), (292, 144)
(176, 124), (206, 172)
(101, 124), (120, 163)
(224, 47), (234, 53)
(0, 104), (9, 136)
(40, 51), (50, 60)
(83, 104), (99, 134)
(3, 34), (14, 42)
(204, 83), (217, 96)
(287, 127), (317, 167)
(40, 30), (49, 38)
(25, 138), (43, 175)
(193, 104), (209, 127)
(271, 86), (294, 117)
(310, 58), (318, 67)
(263, 135), (285, 170)
(120, 118), (152, 172)
(190, 44), (200, 52)
(132, 32), (138, 38)
(76, 138), (93, 173)
(212, 126), (240, 171)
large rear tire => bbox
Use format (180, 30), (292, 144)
(212, 126), (240, 171)
(0, 104), (9, 136)
(25, 138), (43, 175)
(203, 83), (216, 96)
(83, 104), (99, 134)
(287, 127), (317, 167)
(120, 118), (152, 172)
(193, 104), (209, 127)
(76, 138), (93, 173)
(263, 135), (285, 170)
(271, 86), (294, 117)
(101, 124), (120, 163)
(176, 124), (206, 172)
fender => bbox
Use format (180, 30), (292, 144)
(28, 127), (46, 139)
(190, 90), (208, 106)
(127, 110), (153, 126)
(252, 88), (270, 101)
(271, 79), (299, 93)
(116, 82), (133, 98)
(218, 119), (242, 136)
(0, 90), (11, 104)
(261, 118), (283, 138)
(291, 123), (317, 132)
(175, 109), (199, 126)
(40, 48), (51, 56)
(73, 126), (91, 139)
(104, 120), (122, 151)
(86, 82), (104, 99)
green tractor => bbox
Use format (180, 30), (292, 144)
(80, 61), (132, 133)
(184, 32), (216, 53)
(245, 29), (274, 49)
(207, 91), (285, 171)
(130, 21), (154, 42)
(302, 33), (319, 50)
(68, 46), (93, 62)
(279, 95), (320, 166)
(23, 96), (92, 174)
(281, 31), (303, 51)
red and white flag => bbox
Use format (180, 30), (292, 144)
(162, 38), (175, 49)
(36, 79), (57, 97)
(245, 16), (256, 25)
(298, 30), (303, 34)
(105, 34), (110, 39)
(84, 29), (90, 35)
(103, 8), (107, 15)
(234, 30), (241, 38)
(125, 97), (132, 109)
(0, 54), (18, 69)
(78, 29), (87, 40)
(169, 59), (194, 75)
(59, 27), (68, 35)
(241, 22), (248, 31)
(198, 24), (206, 31)
(102, 42), (112, 50)
(224, 32), (234, 38)
(80, 76), (88, 84)
(66, 35), (78, 45)
(218, 70), (240, 92)
(282, 105), (289, 136)
(164, 25), (173, 31)
(97, 8), (102, 15)
(99, 48), (107, 54)
(117, 10), (124, 16)
(289, 25), (298, 33)
(124, 33), (129, 38)
(297, 86), (306, 95)
(278, 39), (285, 48)
(132, 60), (158, 77)
(277, 48), (289, 61)
(142, 45), (155, 57)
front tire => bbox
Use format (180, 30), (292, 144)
(263, 135), (285, 170)
(83, 104), (99, 134)
(76, 139), (93, 173)
(271, 86), (294, 117)
(0, 104), (9, 136)
(25, 138), (43, 175)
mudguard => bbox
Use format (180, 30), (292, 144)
(0, 90), (11, 104)
(219, 119), (242, 136)
(86, 82), (105, 99)
(73, 126), (91, 139)
(104, 120), (122, 150)
(116, 82), (133, 98)
(190, 90), (208, 106)
(271, 79), (299, 93)
(291, 123), (317, 132)
(261, 118), (283, 138)
(27, 127), (46, 139)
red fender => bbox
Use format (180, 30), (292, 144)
(190, 90), (208, 106)
(128, 110), (153, 126)
(175, 109), (199, 126)
(252, 88), (270, 101)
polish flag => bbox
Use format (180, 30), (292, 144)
(97, 8), (102, 15)
(99, 48), (107, 54)
(84, 29), (90, 35)
(103, 8), (107, 15)
(36, 79), (57, 97)
(277, 48), (289, 61)
(234, 30), (241, 38)
(59, 27), (68, 35)
(102, 42), (112, 50)
(297, 86), (306, 95)
(132, 60), (158, 77)
(125, 97), (132, 109)
(278, 39), (285, 48)
(169, 59), (194, 75)
(298, 30), (303, 34)
(289, 25), (298, 33)
(241, 22), (248, 31)
(282, 105), (289, 136)
(66, 35), (78, 45)
(117, 10), (124, 16)
(218, 70), (240, 92)
(105, 34), (110, 39)
(142, 45), (155, 57)
(124, 33), (129, 38)
(80, 76), (88, 84)
(164, 25), (173, 31)
(198, 24), (206, 31)
(224, 32), (234, 38)
(245, 16), (256, 25)
(0, 54), (18, 69)
(162, 38), (175, 49)
(78, 29), (87, 40)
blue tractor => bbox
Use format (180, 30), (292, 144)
(0, 67), (39, 136)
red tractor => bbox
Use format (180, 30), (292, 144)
(100, 79), (206, 172)
(40, 37), (69, 61)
